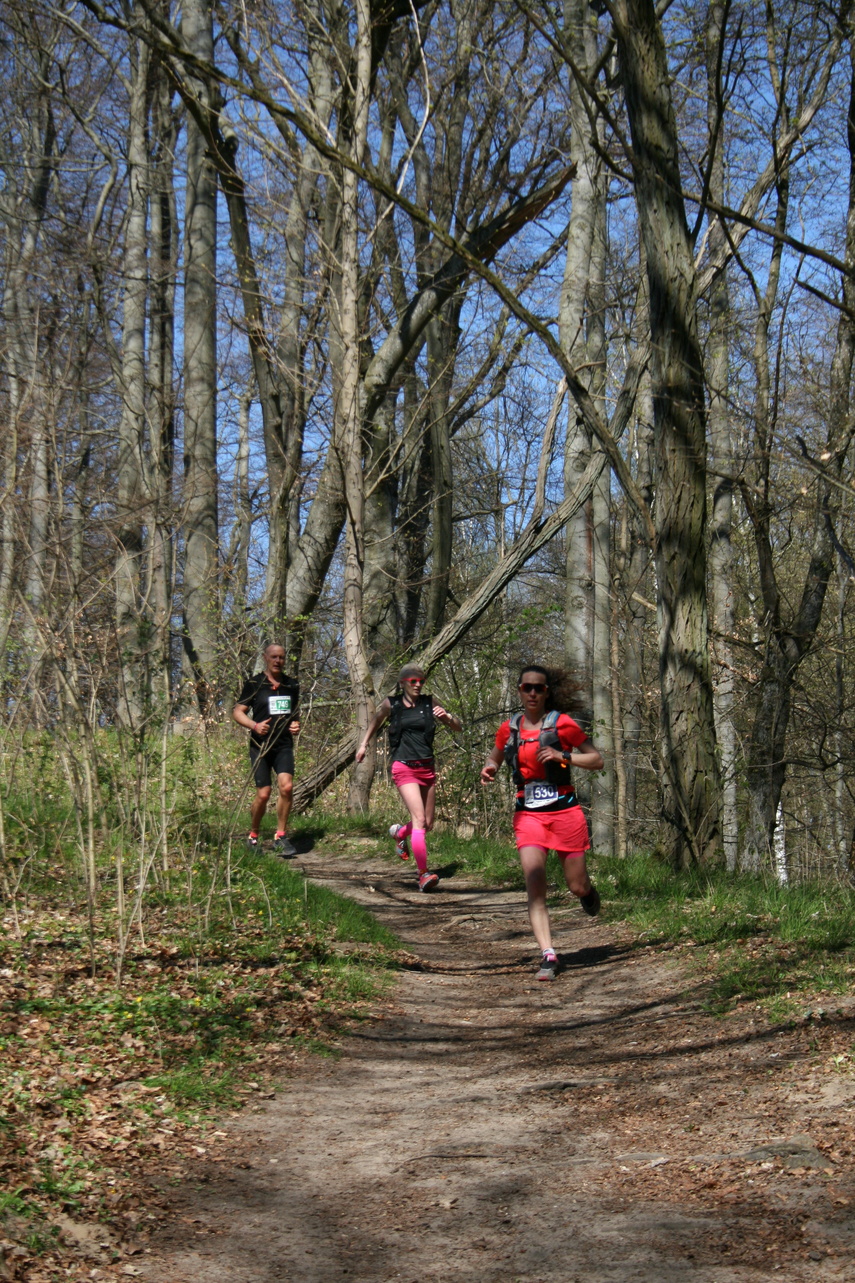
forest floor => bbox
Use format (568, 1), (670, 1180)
(138, 836), (855, 1282)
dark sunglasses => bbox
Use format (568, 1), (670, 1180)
(519, 682), (547, 694)
(403, 676), (424, 684)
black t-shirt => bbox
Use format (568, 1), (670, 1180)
(236, 673), (299, 750)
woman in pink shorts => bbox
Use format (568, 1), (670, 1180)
(356, 664), (461, 892)
(481, 664), (604, 980)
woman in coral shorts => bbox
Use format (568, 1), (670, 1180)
(481, 664), (603, 980)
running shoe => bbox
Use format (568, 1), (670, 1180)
(245, 834), (259, 850)
(418, 871), (439, 892)
(580, 886), (601, 917)
(536, 951), (559, 982)
(273, 834), (297, 858)
(389, 824), (410, 860)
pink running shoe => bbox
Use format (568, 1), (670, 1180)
(389, 824), (410, 860)
(418, 871), (439, 893)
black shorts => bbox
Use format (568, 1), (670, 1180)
(249, 742), (295, 788)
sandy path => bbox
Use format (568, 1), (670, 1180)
(142, 844), (855, 1281)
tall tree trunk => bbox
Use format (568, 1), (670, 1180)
(561, 0), (615, 853)
(114, 35), (150, 728)
(561, 0), (599, 706)
(1, 52), (56, 663)
(706, 0), (738, 870)
(148, 65), (178, 704)
(613, 0), (720, 867)
(226, 388), (254, 615)
(336, 0), (375, 812)
(363, 395), (399, 676)
(181, 0), (219, 710)
(835, 555), (851, 874)
(741, 26), (855, 870)
(25, 426), (49, 619)
(589, 180), (614, 856)
(423, 311), (457, 635)
(617, 357), (654, 828)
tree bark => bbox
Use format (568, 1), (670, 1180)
(114, 33), (150, 727)
(612, 0), (720, 867)
(336, 0), (375, 813)
(705, 0), (738, 871)
(561, 0), (599, 706)
(0, 41), (56, 663)
(181, 0), (219, 710)
(741, 21), (855, 871)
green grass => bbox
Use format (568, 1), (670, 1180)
(143, 1064), (242, 1109)
(245, 848), (399, 947)
(595, 851), (855, 1016)
(387, 826), (524, 886)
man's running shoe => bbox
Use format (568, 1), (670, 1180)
(580, 886), (601, 917)
(536, 951), (559, 982)
(389, 824), (410, 860)
(245, 833), (259, 850)
(273, 834), (297, 858)
(418, 871), (439, 892)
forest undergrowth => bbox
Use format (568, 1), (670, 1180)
(0, 759), (410, 1282)
(3, 728), (855, 1279)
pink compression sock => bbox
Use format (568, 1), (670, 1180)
(410, 829), (428, 874)
(397, 822), (413, 839)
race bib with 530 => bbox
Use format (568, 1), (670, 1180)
(523, 781), (560, 809)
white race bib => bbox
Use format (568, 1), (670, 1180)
(523, 781), (560, 809)
(268, 694), (292, 716)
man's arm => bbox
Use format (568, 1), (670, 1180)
(233, 699), (271, 738)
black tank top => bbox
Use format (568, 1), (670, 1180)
(390, 696), (435, 763)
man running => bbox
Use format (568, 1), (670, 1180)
(233, 643), (300, 856)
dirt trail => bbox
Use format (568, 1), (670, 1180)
(143, 842), (855, 1281)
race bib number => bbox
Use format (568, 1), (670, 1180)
(268, 695), (292, 716)
(523, 782), (560, 809)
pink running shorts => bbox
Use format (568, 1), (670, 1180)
(391, 759), (437, 787)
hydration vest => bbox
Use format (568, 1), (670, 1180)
(504, 709), (573, 789)
(388, 693), (435, 752)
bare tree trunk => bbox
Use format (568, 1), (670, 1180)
(114, 35), (150, 728)
(148, 66), (178, 701)
(423, 313), (457, 635)
(560, 0), (614, 854)
(836, 553), (851, 874)
(226, 388), (254, 614)
(587, 134), (614, 856)
(561, 0), (599, 704)
(741, 28), (855, 871)
(0, 46), (56, 662)
(335, 0), (375, 812)
(617, 358), (654, 828)
(610, 581), (628, 857)
(613, 0), (720, 867)
(263, 23), (333, 625)
(706, 0), (738, 871)
(181, 0), (219, 709)
(363, 395), (399, 675)
(25, 426), (49, 618)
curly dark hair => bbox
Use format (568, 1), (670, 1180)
(518, 664), (588, 720)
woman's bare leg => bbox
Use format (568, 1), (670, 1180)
(519, 844), (552, 953)
(558, 851), (592, 898)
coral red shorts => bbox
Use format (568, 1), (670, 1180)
(391, 759), (437, 787)
(513, 804), (590, 855)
